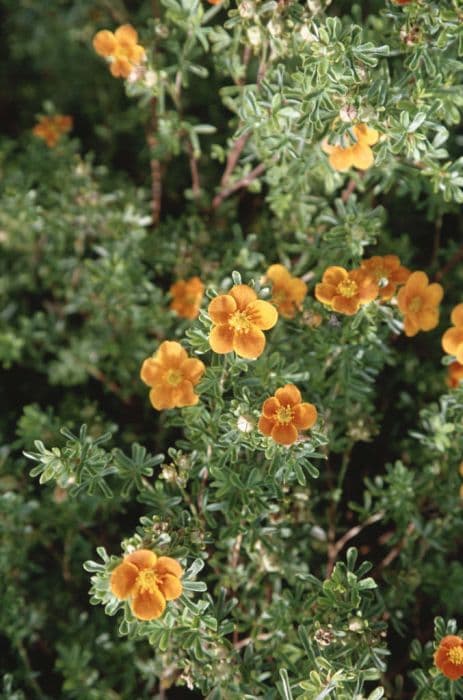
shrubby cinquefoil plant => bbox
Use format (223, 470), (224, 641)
(1, 0), (463, 698)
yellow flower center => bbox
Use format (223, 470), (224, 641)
(409, 296), (422, 313)
(135, 569), (160, 594)
(166, 369), (183, 386)
(448, 646), (463, 666)
(275, 406), (294, 424)
(337, 279), (358, 298)
(229, 310), (252, 333)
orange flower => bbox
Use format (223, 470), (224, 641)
(265, 264), (307, 319)
(140, 341), (205, 410)
(361, 255), (410, 301)
(258, 384), (317, 446)
(434, 635), (463, 680)
(32, 115), (73, 148)
(315, 266), (378, 315)
(169, 277), (204, 320)
(322, 124), (379, 172)
(110, 549), (183, 621)
(447, 361), (463, 388)
(93, 24), (145, 78)
(208, 284), (278, 359)
(442, 304), (463, 364)
(397, 271), (443, 337)
(393, 0), (413, 4)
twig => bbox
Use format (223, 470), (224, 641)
(234, 632), (274, 650)
(230, 532), (243, 569)
(187, 141), (201, 198)
(220, 132), (251, 188)
(326, 511), (385, 577)
(435, 243), (463, 281)
(86, 365), (133, 405)
(341, 178), (357, 203)
(372, 522), (415, 576)
(146, 98), (162, 226)
(212, 162), (266, 209)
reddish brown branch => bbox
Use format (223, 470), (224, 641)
(146, 98), (162, 226)
(212, 162), (266, 209)
(220, 132), (251, 188)
(435, 243), (463, 281)
(326, 511), (385, 578)
(187, 142), (201, 198)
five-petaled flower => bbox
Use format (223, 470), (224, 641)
(447, 361), (463, 389)
(315, 266), (378, 316)
(169, 276), (204, 320)
(208, 284), (278, 359)
(33, 115), (73, 148)
(140, 341), (205, 410)
(441, 304), (463, 364)
(434, 635), (463, 680)
(93, 24), (145, 78)
(361, 255), (410, 301)
(258, 384), (318, 446)
(110, 549), (183, 621)
(265, 264), (307, 319)
(322, 123), (379, 172)
(397, 271), (443, 337)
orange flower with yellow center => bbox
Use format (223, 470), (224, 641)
(434, 635), (463, 680)
(258, 384), (318, 446)
(315, 266), (378, 315)
(397, 271), (443, 337)
(265, 264), (307, 319)
(93, 24), (145, 78)
(447, 361), (463, 389)
(442, 304), (463, 364)
(360, 255), (410, 301)
(33, 115), (73, 148)
(208, 284), (278, 359)
(169, 277), (204, 320)
(110, 549), (183, 621)
(322, 124), (379, 172)
(140, 341), (205, 410)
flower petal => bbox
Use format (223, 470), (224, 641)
(131, 588), (166, 621)
(351, 143), (374, 171)
(110, 561), (139, 599)
(423, 283), (443, 307)
(208, 294), (237, 324)
(275, 384), (301, 406)
(417, 309), (439, 331)
(258, 415), (274, 436)
(271, 423), (298, 445)
(155, 556), (184, 578)
(233, 328), (266, 359)
(403, 316), (419, 337)
(246, 300), (278, 330)
(353, 124), (379, 146)
(230, 284), (257, 310)
(126, 549), (158, 570)
(209, 324), (235, 354)
(114, 24), (138, 45)
(156, 341), (188, 368)
(149, 385), (176, 410)
(451, 303), (463, 328)
(140, 358), (163, 387)
(332, 295), (359, 315)
(174, 380), (199, 407)
(157, 573), (183, 601)
(262, 397), (280, 418)
(329, 146), (354, 172)
(293, 403), (318, 430)
(93, 30), (116, 56)
(266, 264), (291, 285)
(315, 283), (336, 305)
(323, 267), (348, 287)
(180, 357), (205, 384)
(405, 271), (429, 296)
